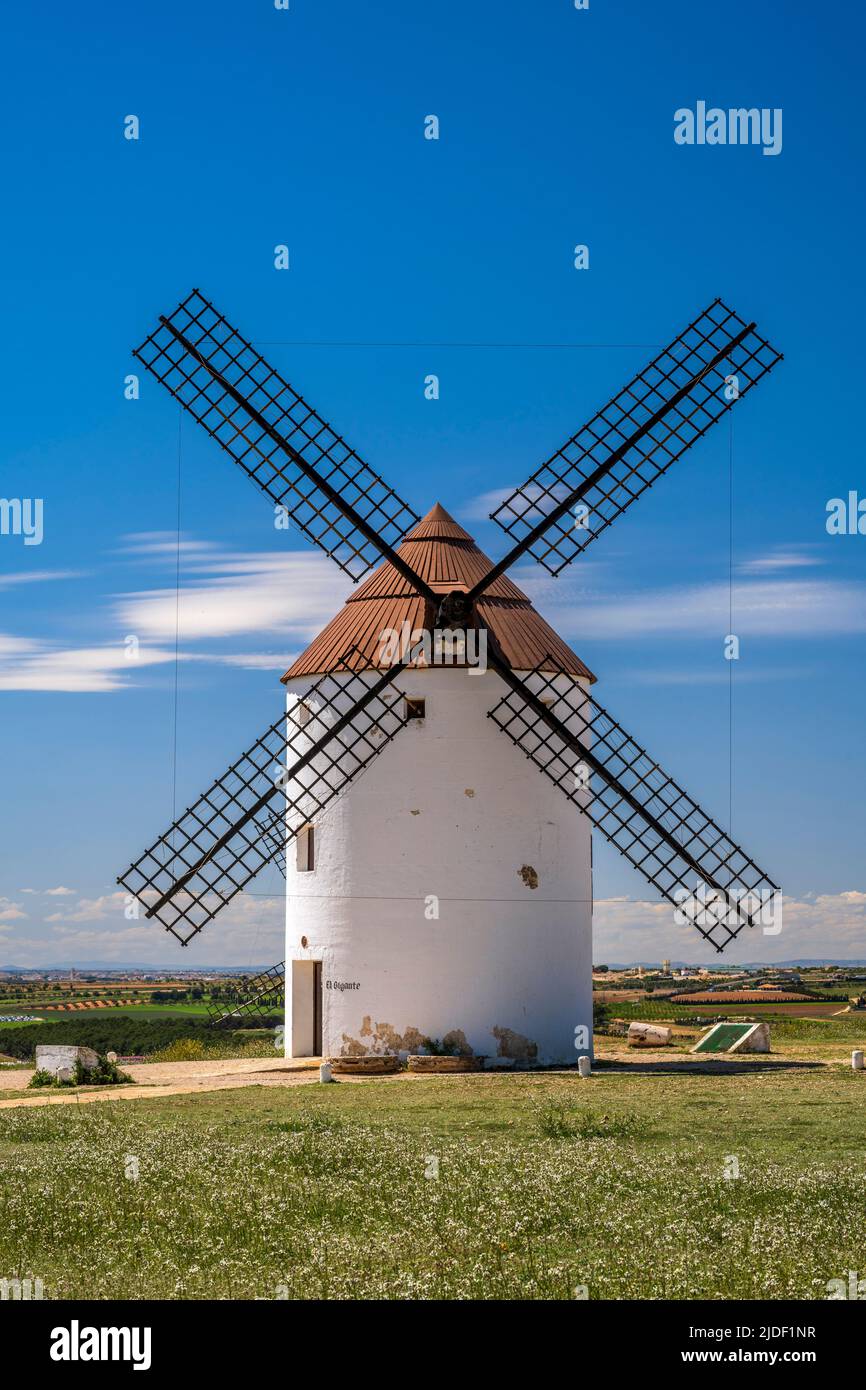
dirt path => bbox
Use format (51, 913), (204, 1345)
(0, 1057), (322, 1110)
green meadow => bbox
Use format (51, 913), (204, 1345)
(1, 1065), (863, 1301)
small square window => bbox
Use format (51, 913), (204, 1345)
(296, 824), (315, 872)
(405, 698), (426, 721)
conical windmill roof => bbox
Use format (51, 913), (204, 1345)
(282, 503), (595, 681)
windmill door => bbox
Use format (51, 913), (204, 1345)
(313, 961), (323, 1055)
(290, 960), (324, 1056)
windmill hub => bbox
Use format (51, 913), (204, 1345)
(436, 588), (473, 631)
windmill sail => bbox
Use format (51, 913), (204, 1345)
(488, 658), (780, 952)
(250, 806), (287, 879)
(119, 287), (783, 967)
(207, 961), (285, 1027)
(134, 289), (419, 580)
(487, 299), (782, 578)
(118, 654), (409, 945)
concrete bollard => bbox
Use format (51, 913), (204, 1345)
(319, 1061), (334, 1083)
(852, 1051), (864, 1071)
(577, 1055), (591, 1078)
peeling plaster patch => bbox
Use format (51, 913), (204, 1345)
(341, 1016), (427, 1056)
(341, 1018), (474, 1058)
(463, 788), (475, 798)
(518, 864), (539, 890)
(442, 1028), (472, 1057)
(492, 1026), (538, 1062)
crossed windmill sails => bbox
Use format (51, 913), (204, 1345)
(118, 290), (782, 956)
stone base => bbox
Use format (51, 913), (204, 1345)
(406, 1055), (484, 1073)
(329, 1055), (402, 1076)
(729, 1022), (771, 1053)
(35, 1045), (100, 1078)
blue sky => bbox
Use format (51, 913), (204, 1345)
(1, 0), (864, 966)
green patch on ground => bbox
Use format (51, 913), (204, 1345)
(0, 1067), (863, 1300)
(692, 1022), (755, 1053)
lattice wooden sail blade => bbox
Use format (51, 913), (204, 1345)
(250, 807), (287, 879)
(117, 654), (409, 945)
(488, 659), (780, 951)
(207, 961), (285, 1027)
(489, 299), (782, 576)
(134, 289), (419, 580)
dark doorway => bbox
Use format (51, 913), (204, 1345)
(313, 960), (323, 1055)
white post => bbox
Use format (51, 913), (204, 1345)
(577, 1055), (591, 1078)
(319, 1061), (334, 1083)
(852, 1050), (864, 1071)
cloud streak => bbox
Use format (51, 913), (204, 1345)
(0, 638), (178, 692)
(114, 550), (349, 644)
(525, 576), (866, 641)
(0, 538), (351, 691)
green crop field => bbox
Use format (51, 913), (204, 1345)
(607, 998), (861, 1028)
(0, 1012), (283, 1060)
(0, 1003), (212, 1028)
(1, 1066), (864, 1300)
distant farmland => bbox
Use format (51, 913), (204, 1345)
(669, 990), (812, 1005)
(683, 1001), (848, 1018)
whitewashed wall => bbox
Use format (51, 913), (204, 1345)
(283, 665), (593, 1065)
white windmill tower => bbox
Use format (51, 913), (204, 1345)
(119, 290), (783, 1066)
(279, 502), (595, 1064)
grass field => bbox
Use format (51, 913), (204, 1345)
(1, 1063), (864, 1300)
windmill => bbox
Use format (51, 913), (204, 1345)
(118, 290), (782, 1062)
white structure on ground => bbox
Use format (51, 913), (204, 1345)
(281, 505), (595, 1066)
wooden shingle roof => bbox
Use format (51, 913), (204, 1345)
(282, 503), (595, 682)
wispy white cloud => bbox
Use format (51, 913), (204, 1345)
(46, 891), (131, 924)
(116, 532), (216, 559)
(737, 547), (825, 576)
(526, 576), (866, 641)
(0, 638), (178, 692)
(114, 549), (349, 645)
(457, 488), (514, 523)
(19, 886), (76, 897)
(207, 651), (300, 672)
(0, 535), (348, 691)
(0, 897), (28, 924)
(0, 570), (83, 590)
